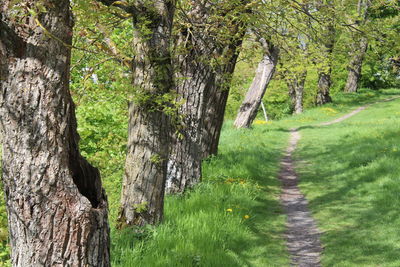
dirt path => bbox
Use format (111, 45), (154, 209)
(279, 128), (323, 267)
(279, 97), (400, 267)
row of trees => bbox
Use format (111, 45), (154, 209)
(1, 0), (399, 265)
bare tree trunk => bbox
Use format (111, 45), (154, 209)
(344, 0), (370, 93)
(166, 2), (248, 192)
(117, 1), (175, 227)
(316, 23), (335, 105)
(0, 1), (110, 266)
(165, 4), (216, 194)
(234, 41), (279, 128)
(316, 71), (333, 104)
(288, 71), (307, 114)
(344, 37), (368, 93)
(200, 16), (247, 159)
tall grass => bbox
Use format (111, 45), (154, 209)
(111, 123), (290, 266)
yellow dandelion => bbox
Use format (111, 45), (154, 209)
(226, 208), (233, 212)
(244, 215), (250, 219)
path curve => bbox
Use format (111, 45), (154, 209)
(279, 96), (400, 267)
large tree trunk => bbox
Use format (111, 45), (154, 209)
(200, 25), (246, 159)
(117, 1), (175, 227)
(165, 4), (216, 194)
(0, 1), (110, 266)
(344, 0), (370, 93)
(234, 41), (279, 128)
(287, 71), (307, 114)
(344, 36), (368, 93)
(166, 1), (248, 192)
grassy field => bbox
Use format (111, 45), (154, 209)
(295, 91), (400, 266)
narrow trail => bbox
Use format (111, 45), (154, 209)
(278, 96), (400, 267)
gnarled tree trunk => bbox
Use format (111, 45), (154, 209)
(0, 1), (110, 266)
(117, 1), (175, 227)
(287, 70), (307, 114)
(234, 41), (279, 128)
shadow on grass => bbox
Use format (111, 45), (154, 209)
(297, 125), (400, 266)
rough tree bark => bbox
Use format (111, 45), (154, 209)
(165, 3), (216, 194)
(234, 39), (279, 128)
(344, 0), (370, 93)
(200, 18), (248, 159)
(166, 1), (248, 192)
(0, 1), (110, 266)
(287, 70), (307, 114)
(116, 1), (175, 227)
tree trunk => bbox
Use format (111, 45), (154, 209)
(288, 71), (307, 114)
(166, 2), (248, 192)
(344, 37), (368, 93)
(117, 1), (175, 227)
(200, 22), (247, 159)
(234, 42), (279, 128)
(344, 0), (370, 93)
(316, 70), (333, 105)
(316, 22), (335, 105)
(0, 1), (110, 266)
(165, 4), (216, 194)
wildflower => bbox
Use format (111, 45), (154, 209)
(244, 215), (250, 219)
(226, 208), (233, 212)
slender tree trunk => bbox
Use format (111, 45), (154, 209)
(234, 41), (279, 128)
(287, 71), (307, 114)
(117, 1), (175, 227)
(0, 1), (110, 266)
(344, 37), (368, 93)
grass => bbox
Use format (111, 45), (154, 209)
(294, 89), (400, 266)
(110, 122), (290, 266)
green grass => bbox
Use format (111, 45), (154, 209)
(111, 122), (290, 266)
(294, 90), (400, 266)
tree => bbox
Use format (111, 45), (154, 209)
(287, 69), (307, 114)
(200, 14), (248, 158)
(166, 0), (250, 192)
(93, 1), (177, 227)
(344, 0), (371, 93)
(315, 1), (336, 105)
(234, 37), (279, 128)
(0, 1), (110, 266)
